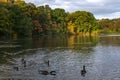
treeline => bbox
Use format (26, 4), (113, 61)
(0, 1), (99, 38)
(98, 18), (120, 34)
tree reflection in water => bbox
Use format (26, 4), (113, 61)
(0, 35), (120, 80)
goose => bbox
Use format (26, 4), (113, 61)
(13, 66), (19, 71)
(21, 58), (25, 64)
(50, 71), (56, 76)
(38, 70), (49, 75)
(45, 60), (49, 67)
(23, 60), (26, 67)
(81, 65), (86, 77)
(21, 58), (26, 67)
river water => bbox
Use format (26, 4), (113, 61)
(0, 35), (120, 80)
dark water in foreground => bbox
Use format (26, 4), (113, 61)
(0, 35), (120, 80)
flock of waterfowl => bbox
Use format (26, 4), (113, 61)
(13, 58), (57, 76)
(13, 58), (87, 77)
(13, 58), (26, 71)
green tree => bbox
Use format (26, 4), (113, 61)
(67, 11), (98, 35)
(52, 8), (67, 33)
(0, 3), (13, 37)
(11, 4), (33, 37)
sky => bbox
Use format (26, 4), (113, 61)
(24, 0), (120, 19)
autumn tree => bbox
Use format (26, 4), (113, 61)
(67, 11), (98, 35)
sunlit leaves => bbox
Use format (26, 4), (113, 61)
(67, 11), (98, 34)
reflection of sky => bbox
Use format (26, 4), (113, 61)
(93, 45), (120, 80)
(1, 35), (120, 79)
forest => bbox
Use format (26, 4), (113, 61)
(0, 1), (120, 38)
(98, 18), (120, 34)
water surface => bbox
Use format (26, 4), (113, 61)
(0, 35), (120, 80)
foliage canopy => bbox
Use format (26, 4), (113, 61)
(2, 1), (119, 38)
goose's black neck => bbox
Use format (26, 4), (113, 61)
(83, 65), (86, 70)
